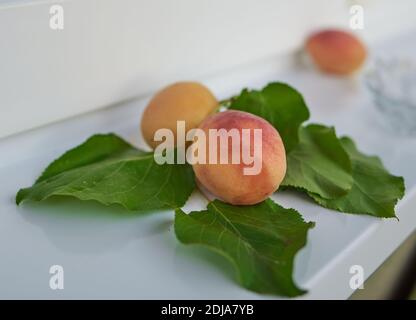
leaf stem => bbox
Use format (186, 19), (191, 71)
(218, 96), (234, 110)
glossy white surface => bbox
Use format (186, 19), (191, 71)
(0, 30), (416, 299)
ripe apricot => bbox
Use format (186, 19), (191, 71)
(306, 29), (366, 75)
(192, 110), (286, 205)
(141, 82), (218, 149)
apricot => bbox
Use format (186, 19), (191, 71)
(141, 82), (218, 149)
(305, 29), (366, 75)
(192, 110), (286, 205)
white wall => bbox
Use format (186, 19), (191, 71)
(0, 0), (415, 139)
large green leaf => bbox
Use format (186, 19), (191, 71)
(175, 199), (314, 297)
(309, 137), (405, 218)
(16, 134), (195, 211)
(282, 124), (353, 199)
(229, 82), (310, 152)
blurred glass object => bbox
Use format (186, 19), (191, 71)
(365, 58), (416, 136)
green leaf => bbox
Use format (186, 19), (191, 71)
(16, 134), (195, 211)
(282, 124), (354, 199)
(229, 82), (310, 152)
(174, 199), (314, 297)
(35, 133), (137, 183)
(309, 137), (405, 218)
